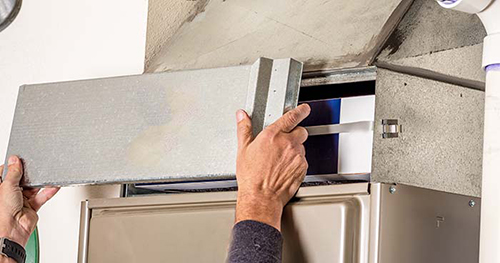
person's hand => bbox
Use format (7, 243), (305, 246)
(0, 156), (59, 248)
(235, 104), (310, 231)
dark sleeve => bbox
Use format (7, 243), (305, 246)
(227, 220), (283, 263)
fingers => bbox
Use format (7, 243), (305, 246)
(271, 104), (311, 133)
(0, 164), (3, 183)
(299, 145), (305, 157)
(23, 187), (41, 199)
(289, 126), (309, 144)
(236, 109), (254, 150)
(299, 157), (308, 180)
(29, 187), (60, 212)
(293, 156), (308, 189)
(3, 156), (23, 187)
(286, 156), (308, 197)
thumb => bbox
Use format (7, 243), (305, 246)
(236, 110), (253, 149)
(4, 156), (23, 187)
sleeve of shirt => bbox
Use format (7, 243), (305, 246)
(226, 220), (283, 263)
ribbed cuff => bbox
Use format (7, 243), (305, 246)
(227, 220), (283, 263)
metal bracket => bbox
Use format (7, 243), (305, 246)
(301, 66), (376, 87)
(381, 119), (401, 138)
(306, 121), (374, 136)
(246, 58), (303, 136)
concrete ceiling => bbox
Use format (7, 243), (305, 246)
(145, 0), (487, 91)
(145, 0), (412, 73)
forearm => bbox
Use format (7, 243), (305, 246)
(0, 217), (29, 247)
(227, 220), (283, 263)
(235, 192), (283, 231)
(0, 218), (27, 263)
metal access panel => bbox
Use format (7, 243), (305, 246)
(376, 184), (481, 263)
(78, 183), (481, 263)
(79, 183), (372, 263)
(371, 69), (484, 197)
(3, 58), (302, 187)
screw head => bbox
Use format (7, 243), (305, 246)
(389, 186), (396, 194)
(469, 200), (476, 207)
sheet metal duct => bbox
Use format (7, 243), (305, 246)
(3, 58), (302, 187)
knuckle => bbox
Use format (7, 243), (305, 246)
(30, 214), (40, 224)
(262, 130), (278, 142)
(292, 145), (302, 155)
(237, 124), (248, 132)
(7, 165), (22, 175)
(298, 126), (308, 136)
(259, 130), (272, 139)
(285, 142), (296, 152)
(302, 159), (309, 169)
(292, 153), (303, 163)
(238, 125), (251, 135)
(286, 112), (299, 126)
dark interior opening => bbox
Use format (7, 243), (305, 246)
(299, 80), (376, 102)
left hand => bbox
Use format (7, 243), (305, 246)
(0, 156), (59, 247)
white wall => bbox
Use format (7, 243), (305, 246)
(0, 1), (148, 262)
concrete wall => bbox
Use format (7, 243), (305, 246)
(372, 0), (486, 197)
(376, 0), (486, 84)
(0, 1), (148, 262)
(145, 0), (200, 70)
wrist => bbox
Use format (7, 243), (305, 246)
(235, 192), (284, 231)
(0, 219), (28, 248)
(0, 257), (15, 263)
(0, 256), (16, 263)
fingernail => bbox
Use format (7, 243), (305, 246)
(236, 110), (245, 123)
(299, 103), (311, 113)
(8, 156), (17, 165)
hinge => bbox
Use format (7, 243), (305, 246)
(381, 119), (401, 138)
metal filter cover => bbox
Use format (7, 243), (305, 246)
(3, 58), (303, 187)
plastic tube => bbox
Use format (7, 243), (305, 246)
(437, 0), (500, 261)
(437, 0), (492, 14)
(478, 3), (500, 263)
(480, 65), (500, 263)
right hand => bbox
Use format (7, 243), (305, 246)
(234, 104), (311, 231)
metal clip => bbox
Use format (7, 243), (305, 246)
(382, 119), (401, 138)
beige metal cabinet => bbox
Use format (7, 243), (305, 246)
(78, 183), (480, 263)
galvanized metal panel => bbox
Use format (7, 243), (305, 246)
(377, 184), (480, 263)
(372, 69), (484, 197)
(301, 66), (377, 87)
(3, 58), (302, 187)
